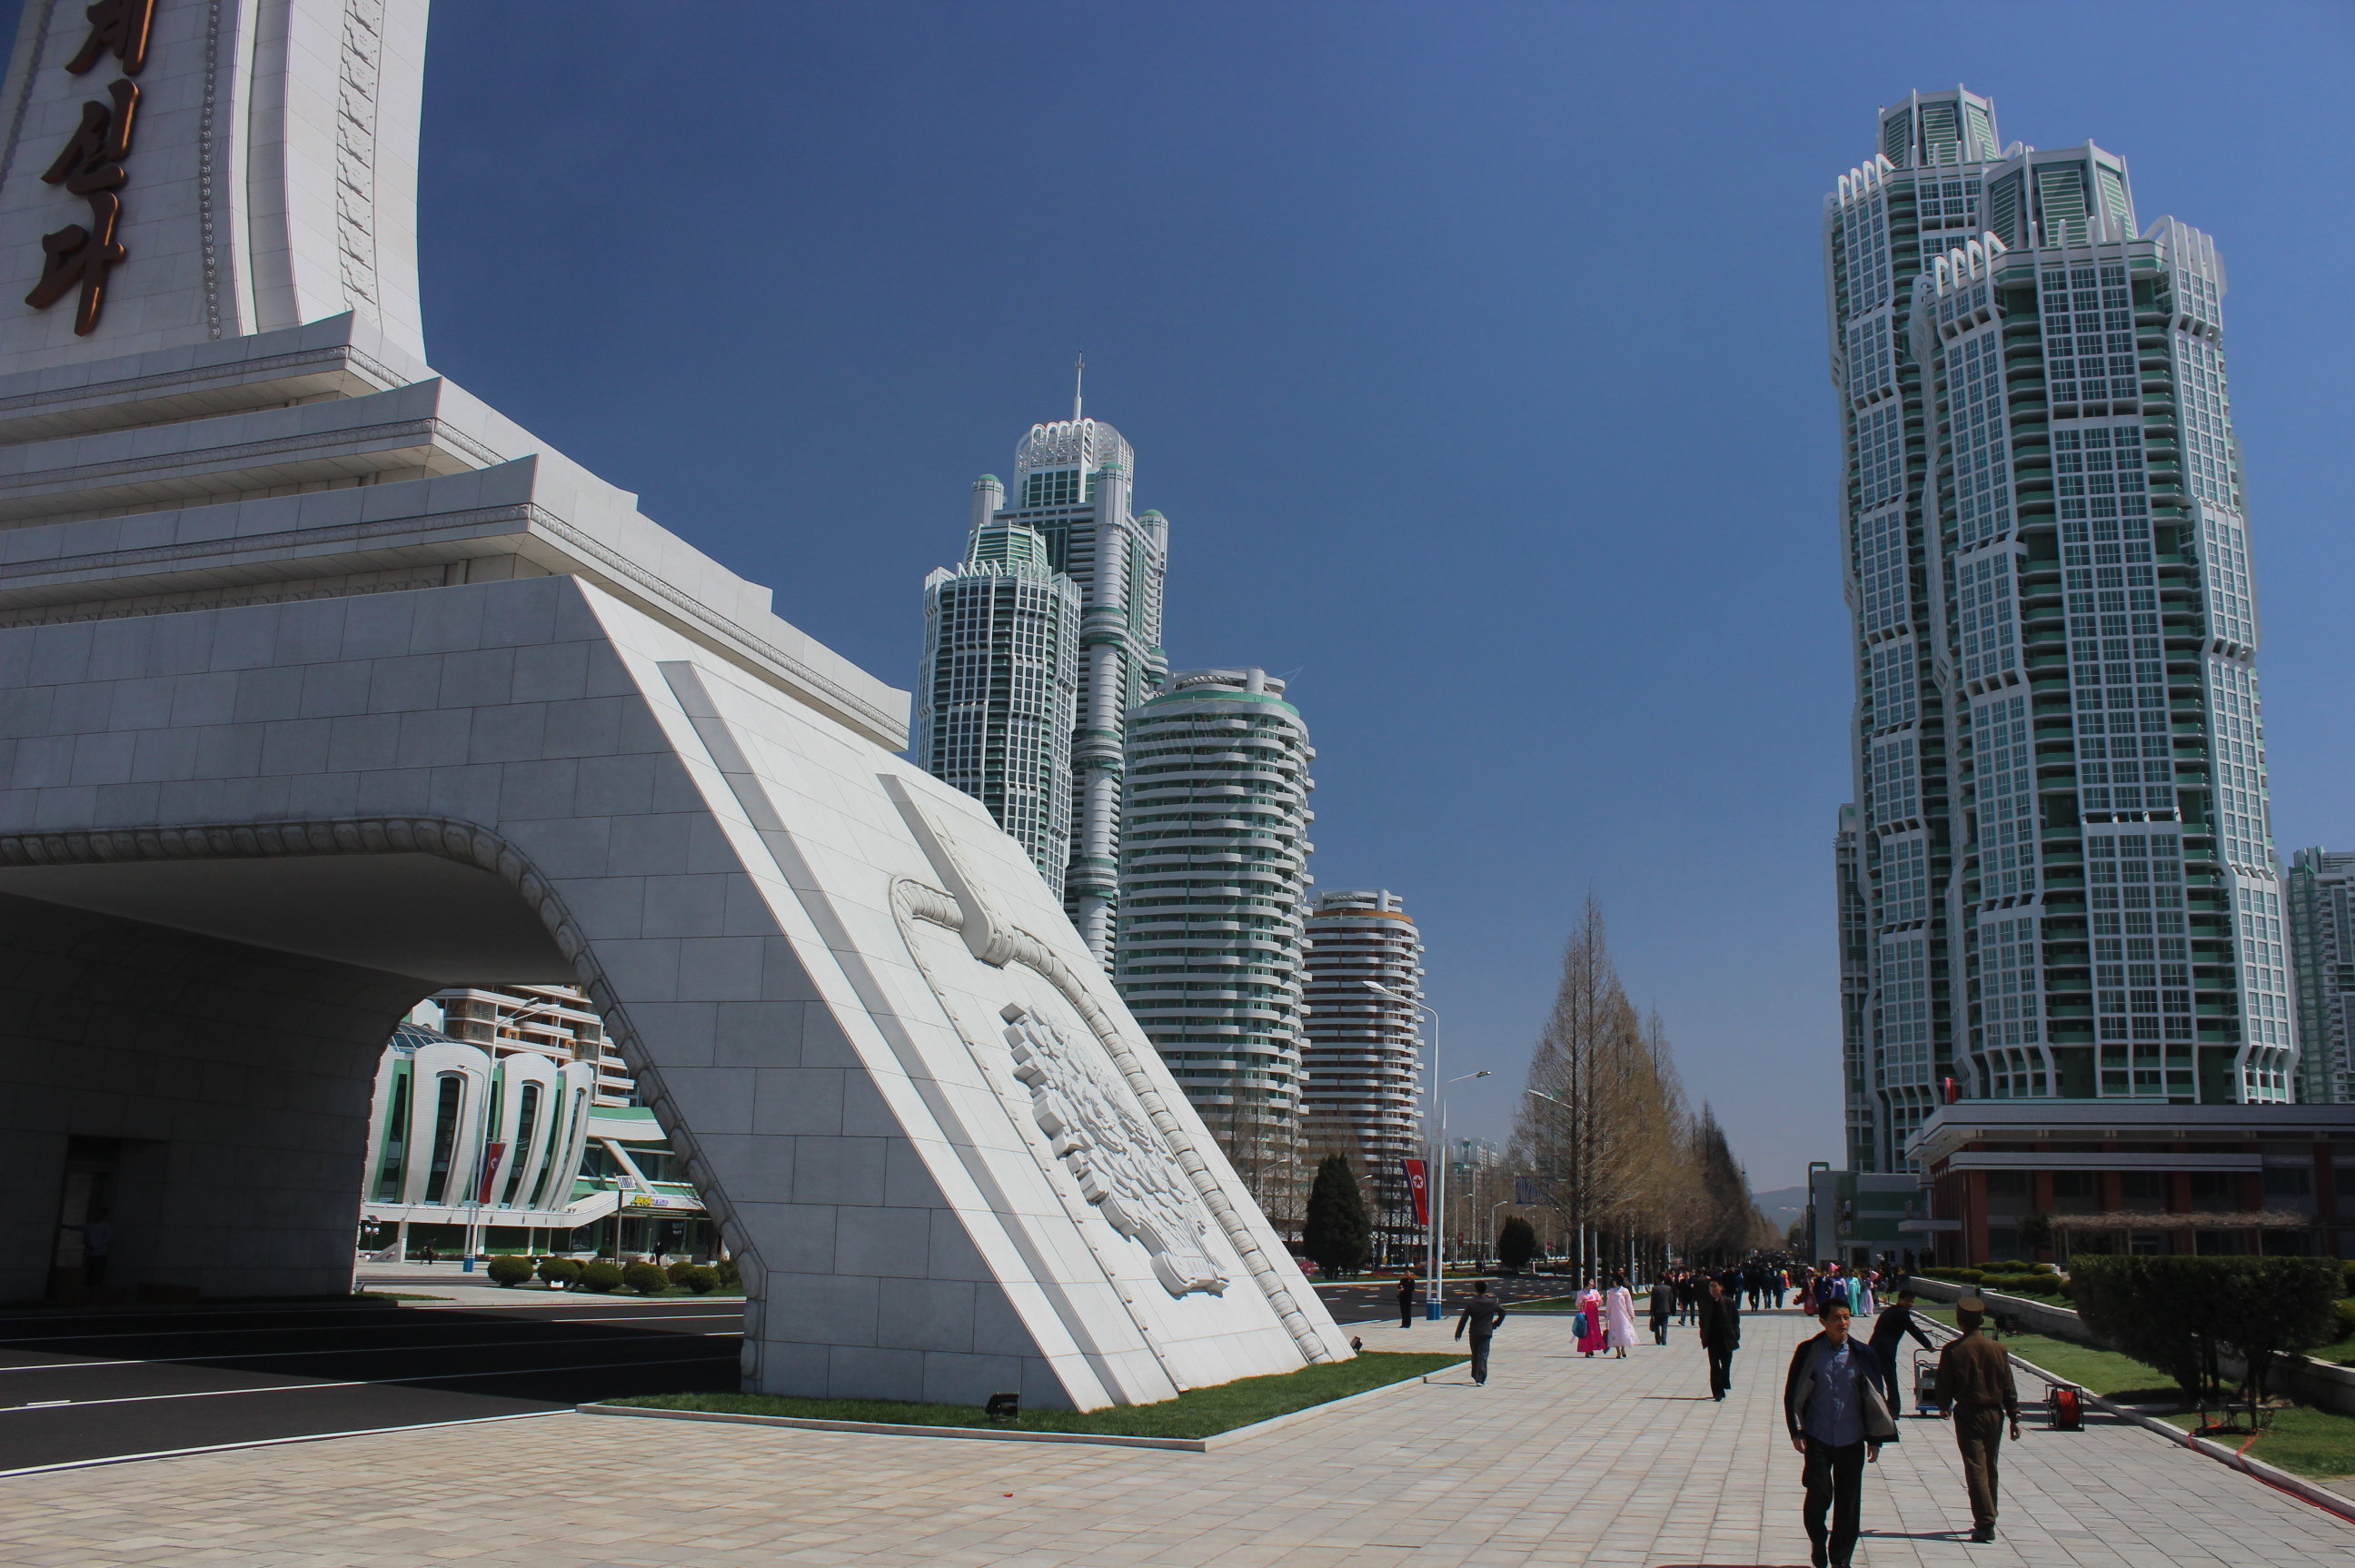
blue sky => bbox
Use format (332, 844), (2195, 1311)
(15, 2), (2353, 1190)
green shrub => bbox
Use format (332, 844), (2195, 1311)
(2073, 1255), (2342, 1421)
(716, 1255), (740, 1290)
(622, 1261), (671, 1295)
(1920, 1267), (1983, 1285)
(578, 1260), (624, 1294)
(666, 1259), (701, 1284)
(2333, 1297), (2355, 1341)
(673, 1265), (719, 1295)
(537, 1256), (581, 1289)
(485, 1255), (535, 1287)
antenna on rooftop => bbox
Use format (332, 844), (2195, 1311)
(1073, 353), (1085, 422)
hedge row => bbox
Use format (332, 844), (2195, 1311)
(2072, 1255), (2342, 1422)
(480, 1255), (720, 1294)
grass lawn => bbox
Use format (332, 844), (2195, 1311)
(1919, 1308), (2180, 1401)
(603, 1350), (1467, 1439)
(1919, 1308), (2355, 1482)
(2162, 1407), (2355, 1482)
(2309, 1329), (2355, 1367)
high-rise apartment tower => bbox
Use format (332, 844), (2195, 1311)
(2287, 849), (2355, 1105)
(1114, 670), (1315, 1196)
(1829, 87), (2294, 1171)
(918, 394), (1168, 958)
(914, 503), (1083, 894)
(1302, 889), (1426, 1252)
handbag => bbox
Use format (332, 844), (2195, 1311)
(1572, 1310), (1588, 1339)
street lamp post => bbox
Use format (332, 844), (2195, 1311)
(1526, 1087), (1581, 1282)
(1365, 982), (1486, 1319)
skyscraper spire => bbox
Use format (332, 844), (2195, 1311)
(1073, 353), (1085, 422)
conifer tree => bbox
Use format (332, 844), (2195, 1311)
(1301, 1153), (1372, 1279)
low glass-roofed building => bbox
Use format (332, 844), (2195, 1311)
(359, 1017), (710, 1260)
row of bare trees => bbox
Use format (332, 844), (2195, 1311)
(1506, 898), (1774, 1277)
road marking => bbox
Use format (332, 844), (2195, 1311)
(0, 1310), (741, 1349)
(0, 1328), (740, 1375)
(0, 1353), (737, 1414)
(0, 1409), (576, 1479)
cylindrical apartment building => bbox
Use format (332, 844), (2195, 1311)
(1114, 670), (1315, 1201)
(1301, 889), (1426, 1258)
(914, 511), (1084, 896)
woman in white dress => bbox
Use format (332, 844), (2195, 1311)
(1605, 1275), (1638, 1358)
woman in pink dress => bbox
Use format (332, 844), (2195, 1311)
(1575, 1283), (1608, 1356)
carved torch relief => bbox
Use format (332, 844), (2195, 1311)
(999, 1003), (1227, 1298)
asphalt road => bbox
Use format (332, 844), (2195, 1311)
(1309, 1275), (1583, 1325)
(4, 1278), (1592, 1474)
(0, 1298), (740, 1475)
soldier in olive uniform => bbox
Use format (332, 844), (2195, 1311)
(1934, 1298), (2022, 1543)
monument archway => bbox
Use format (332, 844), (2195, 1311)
(0, 0), (1350, 1409)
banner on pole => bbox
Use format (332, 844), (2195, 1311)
(1515, 1176), (1552, 1206)
(1403, 1158), (1430, 1228)
(475, 1142), (507, 1205)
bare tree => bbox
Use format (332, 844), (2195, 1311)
(1508, 900), (1763, 1278)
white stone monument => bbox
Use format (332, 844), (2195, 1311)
(0, 0), (1351, 1408)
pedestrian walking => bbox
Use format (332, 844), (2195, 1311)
(1396, 1269), (1419, 1329)
(1698, 1275), (1742, 1401)
(1936, 1297), (2022, 1543)
(1575, 1282), (1608, 1357)
(1648, 1275), (1674, 1345)
(1865, 1287), (1936, 1402)
(1454, 1279), (1506, 1385)
(1784, 1297), (1897, 1568)
(1771, 1267), (1788, 1310)
(67, 1210), (113, 1287)
(1605, 1275), (1637, 1358)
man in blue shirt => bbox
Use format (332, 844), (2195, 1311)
(1784, 1299), (1898, 1568)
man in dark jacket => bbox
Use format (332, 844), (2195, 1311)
(1396, 1269), (1420, 1329)
(1454, 1279), (1505, 1385)
(1648, 1276), (1674, 1345)
(1698, 1276), (1742, 1400)
(1785, 1298), (1897, 1568)
(1936, 1298), (2022, 1543)
(1865, 1287), (1936, 1404)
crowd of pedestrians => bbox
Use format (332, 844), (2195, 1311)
(1426, 1256), (2021, 1567)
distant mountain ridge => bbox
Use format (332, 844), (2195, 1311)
(1753, 1186), (1808, 1230)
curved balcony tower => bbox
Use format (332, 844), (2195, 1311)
(1302, 889), (1425, 1248)
(1115, 670), (1315, 1200)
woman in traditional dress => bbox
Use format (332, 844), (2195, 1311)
(1605, 1274), (1638, 1358)
(1575, 1281), (1608, 1357)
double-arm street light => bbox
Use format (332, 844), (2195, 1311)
(1525, 1086), (1592, 1282)
(1366, 981), (1487, 1318)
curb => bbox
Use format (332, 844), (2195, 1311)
(579, 1364), (1446, 1453)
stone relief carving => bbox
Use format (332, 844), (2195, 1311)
(334, 0), (384, 315)
(999, 1003), (1225, 1297)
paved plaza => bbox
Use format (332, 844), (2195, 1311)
(2, 1310), (2346, 1566)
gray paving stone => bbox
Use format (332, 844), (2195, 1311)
(3, 1314), (2349, 1564)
